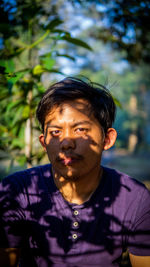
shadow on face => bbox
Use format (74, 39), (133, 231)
(39, 99), (117, 181)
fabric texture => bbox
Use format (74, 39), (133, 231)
(0, 164), (150, 267)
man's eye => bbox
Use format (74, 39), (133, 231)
(75, 128), (88, 134)
(50, 130), (61, 137)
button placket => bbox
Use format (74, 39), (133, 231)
(71, 209), (80, 241)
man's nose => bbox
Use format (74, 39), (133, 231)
(60, 130), (76, 150)
(60, 137), (76, 150)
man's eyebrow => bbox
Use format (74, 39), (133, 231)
(46, 121), (92, 128)
(72, 121), (92, 127)
(46, 123), (62, 129)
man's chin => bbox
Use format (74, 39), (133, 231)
(61, 168), (79, 180)
(52, 164), (78, 180)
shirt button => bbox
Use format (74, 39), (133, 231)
(72, 234), (78, 239)
(73, 221), (79, 227)
(74, 210), (79, 216)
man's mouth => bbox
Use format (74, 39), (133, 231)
(62, 158), (74, 165)
(57, 155), (83, 166)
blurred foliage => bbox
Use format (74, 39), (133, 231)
(79, 61), (150, 149)
(60, 0), (150, 150)
(70, 0), (150, 64)
(0, 0), (91, 170)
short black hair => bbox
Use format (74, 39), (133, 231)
(36, 77), (116, 133)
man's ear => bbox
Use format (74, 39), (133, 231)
(39, 134), (47, 151)
(103, 128), (117, 151)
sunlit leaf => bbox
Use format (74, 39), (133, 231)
(23, 77), (31, 83)
(33, 65), (44, 75)
(22, 105), (30, 119)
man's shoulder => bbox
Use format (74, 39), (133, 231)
(102, 166), (150, 219)
(0, 164), (52, 189)
(102, 166), (149, 197)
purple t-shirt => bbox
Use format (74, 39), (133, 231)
(0, 164), (150, 267)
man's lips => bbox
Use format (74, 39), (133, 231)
(56, 155), (83, 165)
(62, 158), (75, 165)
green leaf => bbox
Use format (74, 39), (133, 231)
(62, 36), (92, 51)
(41, 58), (55, 70)
(45, 18), (63, 30)
(0, 59), (15, 73)
(51, 30), (71, 37)
(113, 97), (122, 109)
(44, 68), (64, 75)
(33, 65), (44, 75)
(36, 83), (46, 93)
(22, 106), (30, 119)
(56, 53), (75, 61)
(7, 70), (29, 85)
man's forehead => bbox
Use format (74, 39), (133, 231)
(47, 99), (92, 118)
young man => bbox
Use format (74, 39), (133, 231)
(0, 77), (150, 267)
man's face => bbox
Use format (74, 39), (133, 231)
(39, 99), (113, 180)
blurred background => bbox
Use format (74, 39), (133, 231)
(0, 0), (150, 189)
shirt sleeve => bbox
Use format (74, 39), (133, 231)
(128, 186), (150, 256)
(0, 175), (26, 248)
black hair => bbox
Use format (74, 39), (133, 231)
(36, 77), (116, 133)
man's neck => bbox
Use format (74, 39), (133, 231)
(53, 166), (103, 205)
